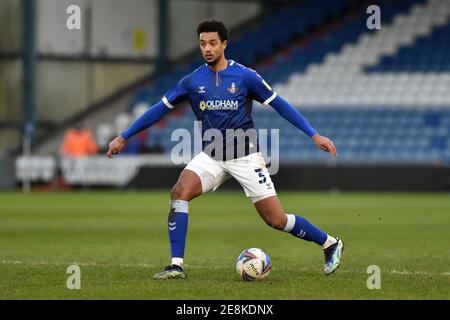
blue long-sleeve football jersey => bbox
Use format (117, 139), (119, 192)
(162, 60), (276, 158)
(163, 60), (276, 131)
(121, 59), (317, 160)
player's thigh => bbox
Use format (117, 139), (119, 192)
(183, 151), (230, 195)
(253, 195), (287, 230)
(224, 152), (277, 203)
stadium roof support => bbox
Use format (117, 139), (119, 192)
(22, 0), (36, 150)
(157, 0), (169, 74)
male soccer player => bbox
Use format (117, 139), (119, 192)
(107, 20), (344, 279)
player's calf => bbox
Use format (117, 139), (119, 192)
(255, 197), (343, 274)
(254, 196), (287, 230)
(157, 169), (203, 276)
(261, 215), (287, 230)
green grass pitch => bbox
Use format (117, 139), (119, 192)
(0, 191), (449, 299)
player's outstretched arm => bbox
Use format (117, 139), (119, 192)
(269, 95), (337, 157)
(106, 100), (172, 158)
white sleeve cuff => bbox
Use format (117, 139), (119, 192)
(162, 96), (175, 109)
(263, 92), (277, 106)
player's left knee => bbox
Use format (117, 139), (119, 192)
(171, 184), (188, 200)
(171, 182), (199, 201)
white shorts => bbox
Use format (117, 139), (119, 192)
(185, 151), (277, 203)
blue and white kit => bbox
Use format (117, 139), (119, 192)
(122, 60), (317, 202)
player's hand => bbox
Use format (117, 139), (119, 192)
(107, 135), (126, 158)
(312, 133), (337, 157)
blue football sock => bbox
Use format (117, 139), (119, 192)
(283, 214), (327, 246)
(168, 200), (189, 262)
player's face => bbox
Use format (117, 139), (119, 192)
(199, 32), (227, 66)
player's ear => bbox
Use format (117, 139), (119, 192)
(222, 40), (227, 50)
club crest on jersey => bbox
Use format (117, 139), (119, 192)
(198, 86), (206, 93)
(227, 82), (239, 94)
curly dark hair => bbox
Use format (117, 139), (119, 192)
(196, 19), (229, 42)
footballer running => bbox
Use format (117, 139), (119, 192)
(107, 20), (344, 279)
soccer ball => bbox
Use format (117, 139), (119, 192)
(236, 248), (271, 281)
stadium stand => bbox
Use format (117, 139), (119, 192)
(104, 0), (450, 165)
(365, 18), (450, 72)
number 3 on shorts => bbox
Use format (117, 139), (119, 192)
(254, 168), (266, 184)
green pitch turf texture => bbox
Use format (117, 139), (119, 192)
(0, 191), (449, 299)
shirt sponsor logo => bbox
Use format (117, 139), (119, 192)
(199, 100), (239, 111)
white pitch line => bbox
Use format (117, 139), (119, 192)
(391, 269), (450, 276)
(1, 260), (449, 276)
(0, 260), (157, 269)
(0, 260), (224, 270)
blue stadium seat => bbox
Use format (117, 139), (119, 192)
(366, 19), (450, 73)
(126, 0), (449, 165)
